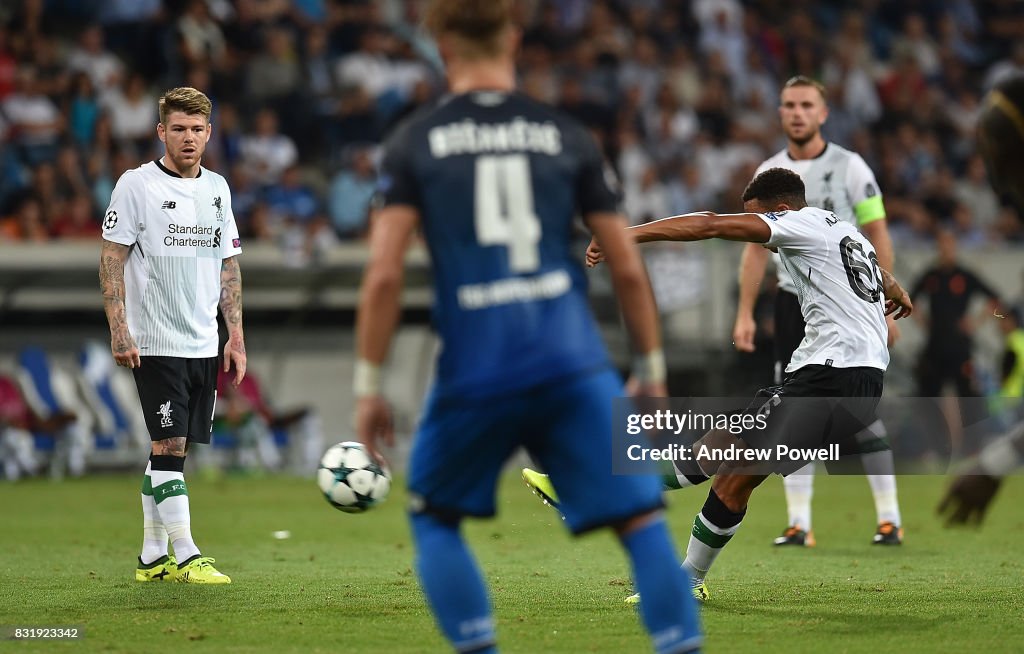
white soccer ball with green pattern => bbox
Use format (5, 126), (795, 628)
(317, 442), (391, 513)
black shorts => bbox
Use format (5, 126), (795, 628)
(133, 356), (219, 444)
(741, 365), (884, 475)
(773, 290), (806, 383)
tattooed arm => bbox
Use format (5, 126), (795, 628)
(220, 255), (246, 386)
(99, 239), (140, 368)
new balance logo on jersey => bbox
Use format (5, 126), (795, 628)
(161, 201), (176, 209)
(157, 401), (173, 428)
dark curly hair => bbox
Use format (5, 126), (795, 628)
(741, 167), (807, 208)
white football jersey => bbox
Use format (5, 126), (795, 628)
(755, 143), (883, 293)
(102, 160), (242, 358)
(757, 206), (889, 372)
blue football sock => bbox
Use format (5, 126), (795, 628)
(411, 512), (497, 653)
(622, 518), (703, 654)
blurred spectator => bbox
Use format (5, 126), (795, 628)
(666, 164), (716, 216)
(618, 36), (662, 108)
(336, 27), (394, 102)
(67, 72), (101, 147)
(239, 108), (298, 186)
(66, 24), (123, 92)
(832, 10), (880, 78)
(265, 165), (319, 225)
(177, 0), (227, 68)
(102, 73), (157, 156)
(0, 27), (17, 100)
(878, 52), (929, 117)
(663, 44), (703, 109)
(227, 162), (261, 236)
(697, 3), (747, 84)
(955, 155), (1002, 234)
(302, 24), (341, 158)
(209, 101), (244, 170)
(29, 36), (70, 101)
(214, 367), (324, 474)
(0, 374), (38, 481)
(279, 211), (337, 269)
(823, 46), (882, 128)
(0, 196), (48, 242)
(949, 203), (989, 249)
(3, 66), (62, 165)
(53, 146), (90, 200)
(891, 13), (942, 79)
(49, 193), (99, 240)
(99, 0), (165, 78)
(328, 147), (376, 238)
(642, 83), (699, 164)
(245, 26), (301, 107)
(624, 166), (670, 225)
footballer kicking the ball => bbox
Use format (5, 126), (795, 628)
(524, 168), (913, 603)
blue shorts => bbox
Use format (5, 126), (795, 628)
(407, 368), (665, 534)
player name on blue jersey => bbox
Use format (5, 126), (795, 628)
(428, 118), (563, 158)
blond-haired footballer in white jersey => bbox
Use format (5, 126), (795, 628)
(585, 167), (913, 598)
(100, 87), (243, 584)
(732, 77), (904, 548)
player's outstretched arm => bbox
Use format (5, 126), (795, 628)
(587, 212), (666, 397)
(733, 244), (771, 353)
(585, 212), (770, 266)
(354, 206), (420, 460)
(220, 256), (246, 386)
(880, 268), (913, 320)
(99, 239), (140, 369)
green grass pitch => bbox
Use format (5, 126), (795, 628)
(2, 472), (1022, 653)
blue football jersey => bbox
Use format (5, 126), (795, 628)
(377, 91), (620, 398)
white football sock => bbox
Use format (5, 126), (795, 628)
(682, 512), (743, 581)
(140, 461), (169, 564)
(863, 453), (901, 526)
(858, 420), (902, 526)
(151, 467), (201, 562)
(783, 463), (815, 530)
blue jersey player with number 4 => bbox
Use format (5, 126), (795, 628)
(352, 1), (701, 653)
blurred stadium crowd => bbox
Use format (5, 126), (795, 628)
(1, 0), (1023, 260)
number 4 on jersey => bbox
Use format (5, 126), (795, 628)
(474, 154), (541, 272)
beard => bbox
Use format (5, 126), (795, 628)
(787, 127), (818, 147)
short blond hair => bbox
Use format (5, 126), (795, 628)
(782, 76), (828, 103)
(425, 0), (514, 59)
(159, 87), (212, 124)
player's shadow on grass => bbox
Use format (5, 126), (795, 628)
(705, 602), (940, 633)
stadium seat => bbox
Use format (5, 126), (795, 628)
(15, 346), (93, 478)
(76, 340), (149, 464)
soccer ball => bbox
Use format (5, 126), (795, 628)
(317, 442), (391, 513)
